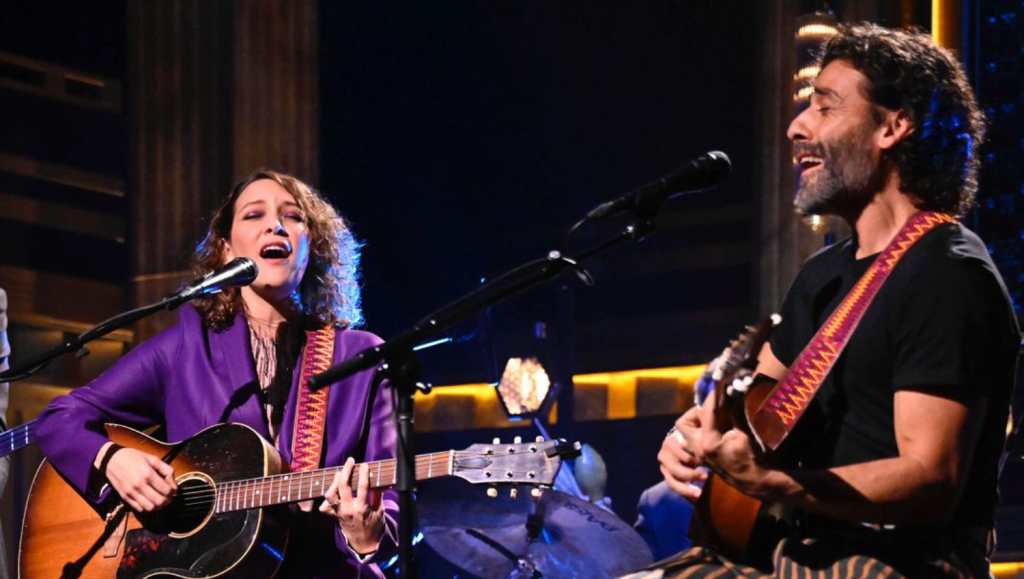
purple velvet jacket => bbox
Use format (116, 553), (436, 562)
(35, 306), (398, 578)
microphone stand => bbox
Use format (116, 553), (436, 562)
(0, 291), (203, 383)
(309, 216), (656, 579)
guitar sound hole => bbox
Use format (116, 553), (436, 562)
(170, 477), (215, 534)
(138, 476), (215, 536)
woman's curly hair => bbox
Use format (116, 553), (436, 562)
(819, 23), (986, 217)
(190, 169), (364, 331)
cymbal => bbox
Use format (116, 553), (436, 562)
(417, 479), (653, 578)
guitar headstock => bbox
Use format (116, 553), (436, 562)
(703, 314), (780, 408)
(452, 437), (581, 489)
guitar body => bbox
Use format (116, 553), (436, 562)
(19, 422), (575, 579)
(691, 473), (763, 560)
(19, 423), (289, 579)
(689, 372), (781, 565)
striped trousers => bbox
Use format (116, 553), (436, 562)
(620, 536), (985, 579)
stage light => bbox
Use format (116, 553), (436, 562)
(792, 85), (814, 103)
(793, 66), (820, 82)
(796, 23), (839, 39)
(495, 357), (551, 417)
(804, 214), (827, 234)
(792, 12), (838, 106)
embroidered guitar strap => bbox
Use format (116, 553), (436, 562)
(748, 211), (956, 451)
(289, 326), (337, 472)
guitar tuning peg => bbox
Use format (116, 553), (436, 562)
(535, 436), (544, 443)
(531, 487), (543, 498)
(486, 487), (498, 498)
(513, 436), (522, 444)
(492, 437), (501, 445)
(510, 487), (518, 499)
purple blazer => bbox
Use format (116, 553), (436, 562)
(35, 306), (398, 578)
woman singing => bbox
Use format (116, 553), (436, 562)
(34, 169), (397, 578)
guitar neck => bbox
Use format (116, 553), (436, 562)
(214, 451), (454, 513)
(0, 419), (35, 458)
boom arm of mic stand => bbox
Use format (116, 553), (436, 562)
(310, 221), (647, 390)
(309, 218), (653, 579)
(0, 294), (190, 383)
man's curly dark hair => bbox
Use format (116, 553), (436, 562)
(819, 23), (986, 217)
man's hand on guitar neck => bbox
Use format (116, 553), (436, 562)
(94, 441), (177, 513)
(660, 340), (787, 503)
(659, 399), (775, 503)
(658, 405), (708, 502)
(676, 404), (774, 500)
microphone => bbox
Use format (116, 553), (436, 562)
(168, 258), (259, 304)
(584, 151), (731, 220)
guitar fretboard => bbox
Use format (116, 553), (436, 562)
(214, 450), (454, 513)
(0, 419), (34, 457)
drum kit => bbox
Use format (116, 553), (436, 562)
(406, 477), (653, 578)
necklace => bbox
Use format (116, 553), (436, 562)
(249, 330), (278, 391)
(245, 315), (303, 442)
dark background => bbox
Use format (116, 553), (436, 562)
(315, 2), (762, 527)
(1, 0), (1022, 568)
(320, 1), (759, 385)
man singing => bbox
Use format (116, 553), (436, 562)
(654, 23), (1019, 578)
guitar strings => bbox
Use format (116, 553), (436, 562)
(0, 423), (32, 449)
(170, 457), (464, 499)
(1, 423), (557, 515)
(170, 449), (513, 495)
(172, 462), (445, 500)
(161, 450), (541, 513)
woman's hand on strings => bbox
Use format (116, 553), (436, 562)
(320, 457), (385, 556)
(99, 444), (177, 513)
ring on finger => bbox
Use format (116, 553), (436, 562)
(667, 426), (686, 445)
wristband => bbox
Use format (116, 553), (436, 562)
(97, 443), (124, 476)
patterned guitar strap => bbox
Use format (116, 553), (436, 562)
(748, 211), (956, 452)
(290, 326), (337, 472)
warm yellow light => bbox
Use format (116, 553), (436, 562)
(497, 357), (551, 416)
(414, 381), (558, 431)
(428, 364), (708, 397)
(574, 365), (706, 385)
(576, 364), (708, 420)
(416, 363), (709, 429)
(991, 561), (1024, 578)
(418, 383), (495, 398)
(931, 0), (962, 50)
(805, 214), (827, 234)
(793, 85), (814, 103)
(796, 23), (838, 39)
(793, 66), (820, 82)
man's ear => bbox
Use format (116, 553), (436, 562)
(876, 109), (914, 151)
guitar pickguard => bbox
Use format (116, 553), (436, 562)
(117, 510), (263, 579)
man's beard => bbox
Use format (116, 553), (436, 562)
(793, 123), (881, 217)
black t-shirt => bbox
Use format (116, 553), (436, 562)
(769, 222), (1020, 528)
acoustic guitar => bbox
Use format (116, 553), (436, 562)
(688, 316), (782, 564)
(19, 422), (578, 579)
